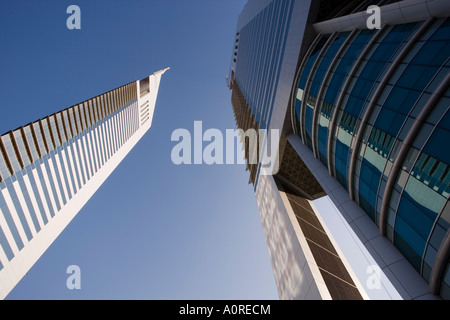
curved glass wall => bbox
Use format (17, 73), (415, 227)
(303, 32), (350, 150)
(314, 29), (375, 168)
(293, 17), (450, 289)
(333, 22), (419, 193)
(294, 35), (329, 137)
(356, 19), (450, 226)
(389, 91), (449, 276)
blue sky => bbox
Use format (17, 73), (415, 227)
(0, 0), (279, 299)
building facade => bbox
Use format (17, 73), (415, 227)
(228, 0), (449, 299)
(0, 69), (168, 299)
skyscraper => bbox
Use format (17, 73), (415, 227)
(0, 68), (168, 299)
(228, 0), (449, 299)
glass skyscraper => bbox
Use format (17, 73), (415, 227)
(228, 0), (450, 299)
(0, 68), (168, 299)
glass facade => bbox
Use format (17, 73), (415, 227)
(233, 0), (295, 131)
(294, 17), (450, 297)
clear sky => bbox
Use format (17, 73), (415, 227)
(0, 0), (279, 299)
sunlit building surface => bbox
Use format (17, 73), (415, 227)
(0, 69), (168, 299)
(228, 0), (450, 299)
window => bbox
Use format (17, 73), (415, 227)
(139, 77), (150, 97)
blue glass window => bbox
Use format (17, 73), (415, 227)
(429, 18), (450, 41)
(359, 149), (386, 222)
(334, 137), (350, 189)
(315, 29), (377, 165)
(395, 176), (446, 271)
(303, 33), (350, 149)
